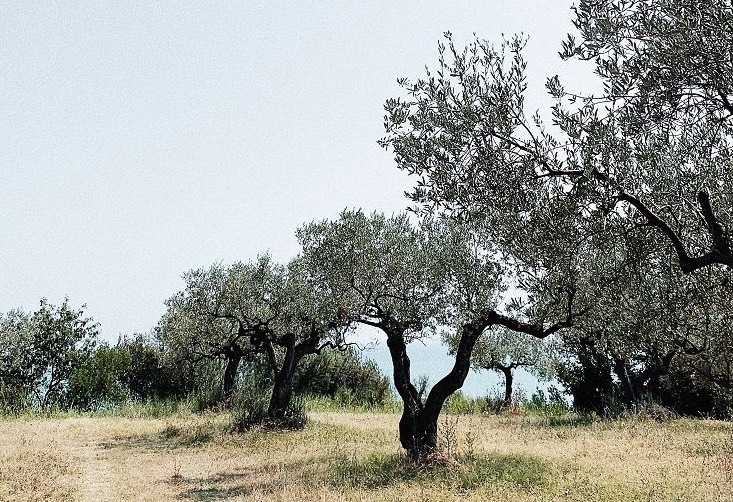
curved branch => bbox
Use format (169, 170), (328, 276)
(618, 191), (732, 273)
(489, 287), (575, 339)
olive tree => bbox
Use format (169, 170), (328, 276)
(159, 254), (352, 420)
(299, 211), (448, 459)
(158, 262), (262, 404)
(540, 222), (733, 414)
(257, 256), (354, 420)
(381, 0), (733, 276)
(299, 211), (575, 460)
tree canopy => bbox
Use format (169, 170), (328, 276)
(158, 253), (353, 419)
(381, 0), (733, 275)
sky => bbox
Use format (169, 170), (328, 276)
(1, 1), (593, 395)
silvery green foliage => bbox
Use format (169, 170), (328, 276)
(0, 310), (35, 407)
(298, 210), (576, 339)
(429, 214), (578, 333)
(297, 210), (447, 339)
(156, 257), (277, 363)
(420, 216), (503, 323)
(0, 300), (98, 408)
(555, 222), (733, 403)
(279, 256), (354, 347)
(555, 0), (733, 272)
(157, 253), (350, 365)
(382, 2), (733, 273)
(380, 33), (545, 221)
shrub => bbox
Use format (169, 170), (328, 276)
(293, 348), (390, 407)
(524, 386), (571, 417)
(190, 359), (227, 412)
(66, 344), (130, 410)
(230, 380), (307, 431)
(230, 378), (270, 430)
(66, 333), (195, 411)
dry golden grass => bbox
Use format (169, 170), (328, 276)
(0, 410), (732, 501)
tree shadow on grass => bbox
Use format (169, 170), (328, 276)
(170, 456), (328, 500)
(331, 452), (550, 492)
(99, 422), (221, 452)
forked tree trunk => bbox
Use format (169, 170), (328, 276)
(379, 303), (575, 460)
(385, 319), (488, 461)
(398, 406), (439, 460)
(266, 333), (310, 422)
(611, 355), (638, 406)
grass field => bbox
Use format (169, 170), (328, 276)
(1, 408), (732, 501)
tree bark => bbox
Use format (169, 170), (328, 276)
(267, 333), (309, 422)
(385, 327), (428, 460)
(617, 191), (733, 273)
(611, 356), (636, 406)
(385, 319), (488, 461)
(499, 365), (513, 408)
(268, 369), (297, 420)
(222, 353), (242, 405)
(398, 408), (439, 461)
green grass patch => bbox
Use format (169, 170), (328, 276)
(304, 394), (402, 413)
(0, 398), (192, 420)
(330, 452), (549, 492)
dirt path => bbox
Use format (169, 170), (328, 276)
(74, 435), (116, 501)
(55, 417), (181, 501)
(0, 417), (179, 501)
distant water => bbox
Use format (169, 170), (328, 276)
(356, 332), (554, 399)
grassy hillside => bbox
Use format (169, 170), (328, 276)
(0, 408), (732, 501)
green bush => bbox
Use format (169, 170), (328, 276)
(66, 344), (130, 410)
(658, 366), (733, 419)
(66, 334), (195, 411)
(230, 377), (269, 430)
(230, 379), (307, 431)
(189, 359), (227, 412)
(524, 386), (571, 417)
(0, 300), (98, 410)
(119, 334), (193, 401)
(443, 391), (483, 414)
(0, 382), (30, 414)
(293, 349), (390, 407)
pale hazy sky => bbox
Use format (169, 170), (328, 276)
(2, 1), (589, 389)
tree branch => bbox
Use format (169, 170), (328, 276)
(488, 287), (575, 339)
(618, 191), (732, 273)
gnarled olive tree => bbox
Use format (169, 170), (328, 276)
(299, 211), (575, 460)
(157, 261), (262, 404)
(159, 254), (351, 420)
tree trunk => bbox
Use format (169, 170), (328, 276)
(398, 407), (439, 461)
(611, 356), (636, 406)
(385, 318), (489, 461)
(268, 369), (297, 420)
(222, 354), (242, 405)
(498, 365), (513, 410)
(384, 328), (429, 459)
(267, 334), (302, 421)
